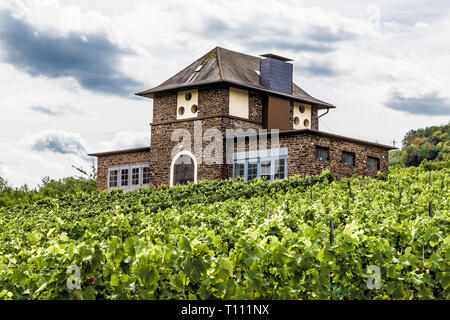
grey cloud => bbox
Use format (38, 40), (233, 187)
(30, 105), (62, 116)
(295, 62), (340, 77)
(306, 25), (356, 43)
(385, 92), (450, 116)
(27, 130), (88, 158)
(30, 104), (81, 117)
(199, 17), (336, 54)
(0, 12), (140, 96)
(203, 17), (232, 34)
(247, 39), (334, 53)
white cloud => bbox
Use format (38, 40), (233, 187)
(0, 141), (91, 188)
(0, 0), (449, 187)
(93, 130), (149, 153)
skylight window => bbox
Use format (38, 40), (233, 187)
(194, 65), (203, 72)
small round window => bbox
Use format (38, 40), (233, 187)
(191, 104), (198, 114)
(185, 92), (192, 101)
(294, 117), (300, 126)
(304, 119), (310, 127)
(178, 106), (185, 115)
(299, 105), (305, 113)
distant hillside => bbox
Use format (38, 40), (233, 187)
(389, 122), (449, 168)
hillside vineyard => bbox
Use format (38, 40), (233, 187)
(0, 166), (448, 299)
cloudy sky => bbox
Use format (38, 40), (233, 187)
(0, 0), (449, 187)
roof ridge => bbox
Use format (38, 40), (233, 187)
(150, 47), (219, 88)
(215, 46), (224, 81)
(216, 46), (261, 61)
(135, 46), (335, 108)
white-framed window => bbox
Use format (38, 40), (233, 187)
(120, 168), (129, 187)
(142, 166), (150, 185)
(109, 169), (118, 188)
(232, 148), (288, 182)
(234, 161), (245, 178)
(108, 164), (150, 191)
(131, 167), (140, 185)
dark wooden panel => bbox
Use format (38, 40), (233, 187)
(264, 95), (290, 132)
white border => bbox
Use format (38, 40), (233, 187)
(169, 150), (198, 187)
(107, 164), (150, 191)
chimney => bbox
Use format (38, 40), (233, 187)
(259, 53), (293, 95)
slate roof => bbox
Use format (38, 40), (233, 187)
(136, 47), (335, 109)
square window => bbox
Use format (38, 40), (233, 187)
(367, 157), (380, 170)
(248, 160), (258, 180)
(132, 168), (140, 185)
(234, 162), (245, 178)
(109, 170), (118, 188)
(275, 158), (286, 179)
(121, 169), (129, 186)
(260, 159), (271, 180)
(342, 151), (355, 166)
(315, 146), (329, 161)
(142, 167), (150, 184)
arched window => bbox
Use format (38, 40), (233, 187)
(170, 151), (197, 187)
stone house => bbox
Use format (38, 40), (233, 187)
(88, 47), (395, 190)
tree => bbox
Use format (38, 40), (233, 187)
(397, 122), (449, 167)
(72, 159), (97, 180)
(0, 176), (11, 193)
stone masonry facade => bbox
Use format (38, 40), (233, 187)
(93, 83), (391, 190)
(228, 132), (388, 179)
(96, 149), (151, 190)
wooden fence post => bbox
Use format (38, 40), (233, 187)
(428, 201), (432, 218)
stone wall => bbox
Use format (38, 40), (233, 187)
(149, 116), (262, 186)
(198, 84), (229, 116)
(96, 150), (151, 190)
(249, 90), (263, 123)
(152, 91), (177, 122)
(311, 108), (319, 130)
(230, 132), (389, 179)
(96, 84), (387, 190)
(282, 133), (388, 179)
